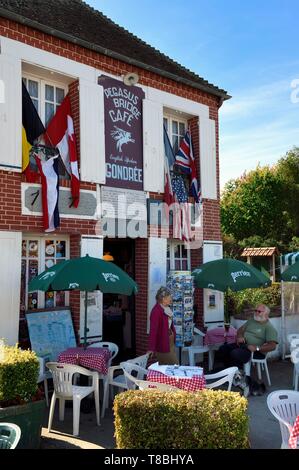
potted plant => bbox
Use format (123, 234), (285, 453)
(0, 343), (46, 449)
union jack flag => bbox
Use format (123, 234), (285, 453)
(175, 130), (202, 204)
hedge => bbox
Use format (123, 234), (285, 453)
(114, 389), (249, 449)
(225, 283), (281, 316)
(0, 345), (39, 404)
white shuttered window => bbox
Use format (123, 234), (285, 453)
(0, 55), (22, 170)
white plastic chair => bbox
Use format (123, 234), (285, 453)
(101, 354), (149, 418)
(291, 347), (299, 391)
(287, 334), (299, 357)
(243, 350), (272, 386)
(87, 341), (119, 367)
(182, 326), (214, 370)
(37, 356), (51, 407)
(123, 369), (180, 391)
(46, 362), (100, 437)
(267, 390), (299, 448)
(205, 366), (238, 391)
(0, 423), (21, 449)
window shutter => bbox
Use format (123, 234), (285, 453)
(147, 237), (167, 333)
(0, 231), (22, 344)
(143, 99), (164, 193)
(79, 79), (105, 184)
(0, 55), (22, 170)
(199, 117), (217, 199)
(80, 236), (104, 343)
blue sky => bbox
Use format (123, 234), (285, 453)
(86, 0), (299, 189)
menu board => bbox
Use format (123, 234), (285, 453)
(26, 309), (76, 361)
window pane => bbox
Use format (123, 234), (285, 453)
(181, 245), (188, 258)
(45, 103), (55, 126)
(45, 241), (55, 257)
(172, 120), (178, 135)
(45, 291), (55, 308)
(174, 243), (180, 258)
(28, 292), (38, 310)
(56, 291), (65, 307)
(167, 260), (170, 272)
(29, 240), (38, 258)
(182, 260), (188, 270)
(175, 260), (180, 270)
(56, 241), (66, 258)
(29, 80), (38, 98)
(163, 117), (168, 132)
(179, 122), (185, 136)
(22, 240), (27, 257)
(32, 99), (39, 113)
(56, 87), (65, 104)
(45, 84), (54, 101)
(172, 136), (179, 154)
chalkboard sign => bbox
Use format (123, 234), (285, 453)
(26, 309), (76, 361)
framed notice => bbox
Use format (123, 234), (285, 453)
(26, 309), (76, 361)
(98, 75), (145, 191)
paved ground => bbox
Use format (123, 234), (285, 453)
(40, 359), (294, 449)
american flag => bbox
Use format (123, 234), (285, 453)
(175, 130), (202, 204)
(171, 175), (192, 241)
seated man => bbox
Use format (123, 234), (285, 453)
(219, 304), (278, 375)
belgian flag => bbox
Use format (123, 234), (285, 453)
(22, 81), (45, 181)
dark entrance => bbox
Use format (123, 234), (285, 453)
(102, 239), (136, 362)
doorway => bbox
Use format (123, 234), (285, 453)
(102, 239), (136, 362)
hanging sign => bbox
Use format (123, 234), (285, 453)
(99, 75), (145, 190)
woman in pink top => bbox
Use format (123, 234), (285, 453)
(147, 287), (178, 365)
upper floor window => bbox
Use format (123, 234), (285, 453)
(164, 115), (187, 155)
(22, 74), (67, 127)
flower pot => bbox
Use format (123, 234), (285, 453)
(0, 399), (45, 449)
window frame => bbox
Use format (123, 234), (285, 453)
(21, 234), (70, 311)
(167, 241), (191, 272)
(22, 72), (68, 126)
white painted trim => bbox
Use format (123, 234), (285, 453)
(21, 183), (97, 219)
(146, 86), (209, 118)
(1, 36), (95, 81)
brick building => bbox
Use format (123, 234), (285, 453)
(0, 0), (230, 358)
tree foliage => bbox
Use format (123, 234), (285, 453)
(221, 148), (299, 250)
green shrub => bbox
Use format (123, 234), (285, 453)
(0, 345), (39, 404)
(225, 283), (281, 316)
(114, 389), (249, 449)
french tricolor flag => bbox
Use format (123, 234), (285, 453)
(46, 94), (80, 208)
(35, 155), (60, 232)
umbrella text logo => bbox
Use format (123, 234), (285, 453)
(102, 273), (120, 283)
(40, 271), (55, 280)
(69, 283), (79, 289)
(231, 270), (251, 283)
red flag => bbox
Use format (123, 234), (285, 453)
(46, 95), (80, 208)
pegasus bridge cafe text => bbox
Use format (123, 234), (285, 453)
(104, 86), (141, 126)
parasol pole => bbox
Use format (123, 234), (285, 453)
(83, 290), (88, 350)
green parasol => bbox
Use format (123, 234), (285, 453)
(281, 260), (299, 282)
(28, 255), (138, 348)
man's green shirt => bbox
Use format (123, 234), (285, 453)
(243, 319), (278, 346)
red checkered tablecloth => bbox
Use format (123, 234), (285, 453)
(58, 347), (111, 375)
(147, 369), (206, 392)
(289, 415), (299, 449)
(204, 327), (237, 346)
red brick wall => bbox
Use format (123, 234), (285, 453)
(0, 17), (223, 351)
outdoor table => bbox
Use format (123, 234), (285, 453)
(289, 415), (299, 449)
(204, 326), (237, 346)
(146, 369), (206, 392)
(58, 347), (111, 375)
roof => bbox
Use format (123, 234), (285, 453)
(0, 0), (230, 101)
(241, 247), (279, 257)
